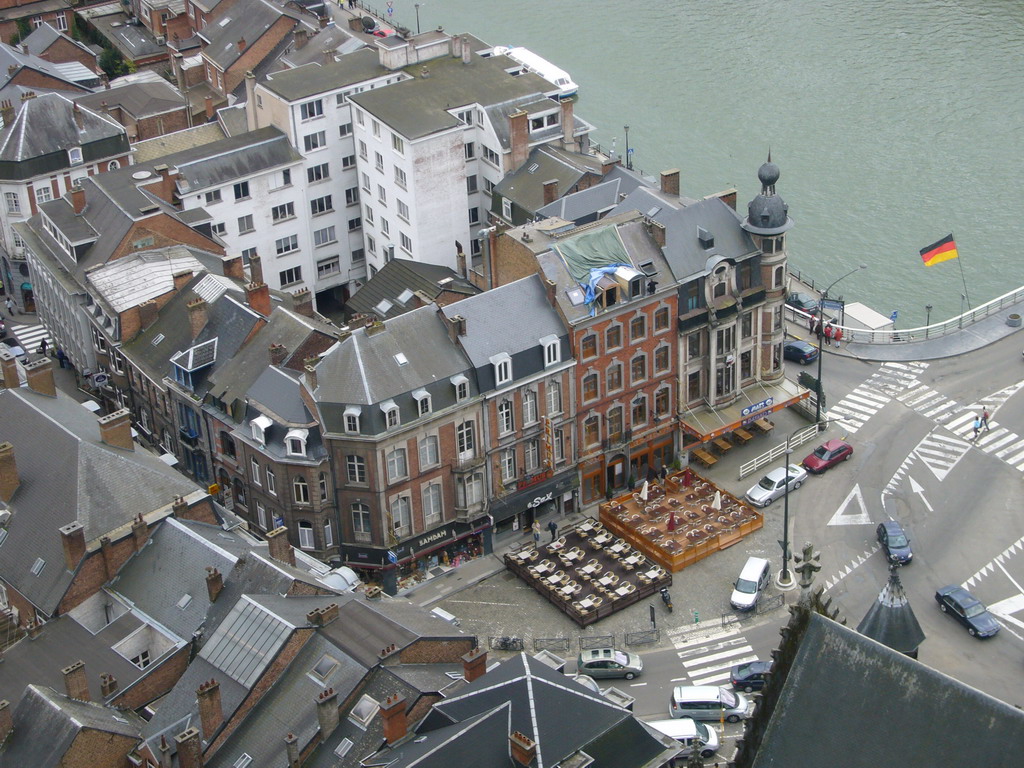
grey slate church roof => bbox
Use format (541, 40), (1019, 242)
(347, 258), (479, 321)
(856, 566), (926, 655)
(751, 613), (1024, 768)
(0, 387), (200, 615)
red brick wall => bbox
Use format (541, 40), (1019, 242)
(134, 108), (190, 141)
(223, 17), (295, 95)
(110, 645), (191, 711)
(395, 638), (475, 664)
(65, 729), (139, 768)
(490, 231), (540, 288)
(9, 67), (87, 94)
(109, 216), (224, 262)
(35, 38), (98, 72)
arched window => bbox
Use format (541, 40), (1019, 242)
(293, 476), (310, 504)
(108, 160), (120, 171)
(297, 520), (314, 549)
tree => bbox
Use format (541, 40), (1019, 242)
(99, 47), (130, 78)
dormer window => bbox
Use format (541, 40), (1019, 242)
(490, 353), (512, 386)
(285, 428), (308, 457)
(68, 147), (83, 165)
(344, 406), (361, 434)
(380, 400), (399, 429)
(451, 373), (469, 401)
(412, 389), (431, 416)
(251, 414), (272, 446)
(541, 335), (560, 367)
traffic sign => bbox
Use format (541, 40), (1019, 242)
(386, 550), (398, 564)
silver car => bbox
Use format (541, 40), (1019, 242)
(744, 464), (808, 507)
(576, 647), (643, 679)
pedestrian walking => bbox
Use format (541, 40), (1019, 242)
(824, 323), (834, 345)
(972, 416), (982, 441)
(982, 409), (991, 431)
(38, 338), (47, 355)
(4, 297), (12, 317)
(56, 348), (66, 368)
(532, 521), (540, 545)
(833, 327), (844, 348)
(547, 519), (558, 541)
(809, 314), (816, 333)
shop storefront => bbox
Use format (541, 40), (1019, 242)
(679, 378), (809, 446)
(342, 517), (491, 594)
(488, 469), (578, 542)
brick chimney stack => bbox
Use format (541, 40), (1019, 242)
(285, 733), (300, 767)
(205, 566), (223, 603)
(245, 281), (271, 317)
(97, 408), (134, 451)
(175, 727), (204, 768)
(542, 179), (559, 206)
(0, 442), (19, 503)
(204, 94), (214, 121)
(158, 735), (172, 768)
(380, 694), (408, 745)
(100, 673), (118, 697)
(249, 253), (264, 284)
(59, 521), (86, 571)
(269, 344), (288, 367)
(508, 111), (528, 171)
(510, 731), (537, 766)
(196, 679), (223, 742)
(316, 687), (340, 737)
(461, 646), (488, 682)
(131, 513), (148, 552)
(24, 357), (56, 397)
(187, 298), (208, 340)
(0, 347), (17, 388)
(62, 660), (90, 701)
(265, 526), (295, 566)
(660, 169), (680, 197)
(71, 185), (86, 214)
(291, 288), (313, 318)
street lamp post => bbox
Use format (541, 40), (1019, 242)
(959, 293), (966, 329)
(813, 265), (867, 425)
(925, 304), (933, 339)
(414, 3), (421, 34)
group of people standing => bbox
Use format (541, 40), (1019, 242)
(810, 316), (844, 347)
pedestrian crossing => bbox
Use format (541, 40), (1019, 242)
(668, 625), (757, 686)
(825, 361), (930, 433)
(913, 431), (972, 481)
(9, 322), (52, 353)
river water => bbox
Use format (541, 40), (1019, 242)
(376, 0), (1024, 326)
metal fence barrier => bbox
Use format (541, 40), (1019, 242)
(488, 636), (524, 652)
(738, 423), (820, 480)
(578, 635), (615, 650)
(533, 637), (571, 653)
(624, 629), (660, 646)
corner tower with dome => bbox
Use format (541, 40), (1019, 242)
(742, 154), (794, 384)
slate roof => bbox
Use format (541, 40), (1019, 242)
(0, 91), (125, 165)
(750, 613), (1024, 768)
(131, 123), (227, 163)
(439, 274), (563, 371)
(262, 47), (386, 100)
(0, 387), (201, 615)
(495, 145), (608, 214)
(536, 165), (654, 223)
(199, 595), (300, 688)
(279, 24), (366, 69)
(199, 0), (306, 71)
(247, 366), (318, 425)
(855, 567), (926, 655)
(23, 22), (96, 61)
(170, 126), (301, 194)
(349, 38), (557, 141)
(85, 246), (207, 314)
(75, 79), (186, 119)
(0, 685), (145, 767)
(346, 259), (479, 320)
(0, 41), (90, 92)
(413, 653), (672, 768)
(610, 188), (758, 282)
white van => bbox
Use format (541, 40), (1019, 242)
(669, 685), (748, 723)
(730, 556), (771, 611)
(646, 717), (720, 759)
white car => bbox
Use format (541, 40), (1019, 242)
(744, 464), (808, 507)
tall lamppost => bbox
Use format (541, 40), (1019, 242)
(414, 3), (421, 34)
(925, 304), (933, 339)
(779, 418), (844, 588)
(959, 293), (966, 329)
(814, 265), (867, 425)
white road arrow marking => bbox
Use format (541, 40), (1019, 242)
(827, 484), (873, 526)
(908, 476), (934, 512)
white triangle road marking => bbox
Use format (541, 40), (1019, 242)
(827, 483), (873, 526)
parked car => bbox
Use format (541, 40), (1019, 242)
(877, 521), (913, 565)
(783, 340), (819, 365)
(934, 585), (1000, 638)
(1, 337), (25, 359)
(646, 718), (720, 759)
(786, 292), (818, 314)
(669, 686), (748, 723)
(744, 464), (808, 507)
(576, 647), (643, 679)
(730, 557), (771, 611)
(802, 438), (854, 473)
(730, 660), (773, 693)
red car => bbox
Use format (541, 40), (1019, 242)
(802, 439), (853, 473)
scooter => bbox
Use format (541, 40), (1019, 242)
(660, 586), (673, 613)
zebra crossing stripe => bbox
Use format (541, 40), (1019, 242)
(995, 439), (1024, 458)
(681, 645), (754, 669)
(980, 431), (1017, 452)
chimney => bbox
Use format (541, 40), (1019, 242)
(26, 618), (42, 640)
(461, 34), (471, 64)
(269, 344), (288, 367)
(561, 99), (574, 146)
(7, 66), (15, 78)
(323, 48), (333, 65)
(265, 526), (295, 566)
(660, 169), (680, 197)
(175, 727), (204, 768)
(196, 679), (223, 742)
(236, 38), (246, 53)
(102, 74), (110, 90)
(205, 566), (223, 603)
(71, 186), (86, 214)
(0, 701), (11, 746)
(542, 179), (559, 206)
(204, 94), (214, 121)
(508, 111), (527, 170)
(248, 253), (264, 284)
(291, 288), (313, 318)
(158, 735), (172, 768)
(173, 269), (194, 291)
(19, 44), (26, 55)
(100, 673), (118, 698)
(244, 70), (257, 132)
(510, 731), (537, 766)
(380, 694), (408, 745)
(24, 357), (56, 397)
(172, 495), (188, 518)
(462, 646), (487, 682)
(320, 602), (340, 624)
(60, 521), (86, 571)
(97, 408), (134, 451)
(304, 364), (317, 391)
(294, 28), (309, 49)
(222, 255), (243, 280)
(138, 300), (158, 331)
(319, 15), (329, 29)
(131, 513), (148, 552)
(100, 536), (115, 580)
(285, 733), (300, 767)
(187, 297), (208, 340)
(648, 220), (666, 248)
(245, 281), (270, 317)
(0, 100), (13, 126)
(0, 442), (19, 504)
(316, 687), (340, 737)
(456, 250), (467, 279)
(544, 279), (557, 307)
(0, 347), (17, 388)
(62, 660), (90, 702)
(445, 314), (466, 342)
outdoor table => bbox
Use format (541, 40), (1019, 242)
(693, 449), (718, 467)
(712, 437), (733, 454)
(615, 585), (632, 597)
(753, 418), (774, 434)
(578, 597), (595, 610)
(733, 428), (753, 444)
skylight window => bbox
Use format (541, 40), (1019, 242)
(177, 594), (193, 610)
(394, 352), (408, 365)
(31, 558), (45, 576)
(311, 653), (339, 681)
(151, 333), (165, 346)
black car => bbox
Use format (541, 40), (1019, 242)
(934, 585), (1000, 638)
(786, 292), (818, 314)
(876, 521), (913, 565)
(730, 660), (772, 693)
(783, 340), (818, 365)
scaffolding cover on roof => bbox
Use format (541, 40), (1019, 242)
(553, 225), (631, 284)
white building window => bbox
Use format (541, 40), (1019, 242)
(300, 99), (324, 120)
(542, 335), (560, 366)
(344, 406), (361, 434)
(352, 503), (371, 534)
(491, 353), (512, 386)
(522, 390), (538, 425)
(419, 435), (439, 468)
(497, 399), (514, 434)
(319, 473), (329, 501)
(285, 428), (308, 456)
(303, 131), (327, 152)
(381, 400), (399, 429)
(266, 469), (276, 496)
(251, 415), (272, 445)
(347, 455), (366, 483)
(298, 520), (314, 548)
(457, 421), (475, 460)
(413, 389), (431, 416)
(293, 476), (310, 504)
(386, 447), (407, 482)
(256, 503), (268, 530)
(423, 483), (442, 526)
(250, 458), (261, 485)
(500, 449), (516, 482)
(524, 439), (539, 472)
(324, 518), (334, 547)
(5, 192), (21, 214)
(546, 381), (562, 415)
(35, 185), (52, 204)
(391, 496), (411, 537)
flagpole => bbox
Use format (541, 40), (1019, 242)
(954, 232), (971, 309)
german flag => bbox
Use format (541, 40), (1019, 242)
(920, 234), (959, 267)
